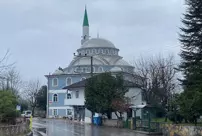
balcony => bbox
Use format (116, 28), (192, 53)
(64, 98), (84, 106)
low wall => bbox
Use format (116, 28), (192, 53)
(102, 119), (123, 128)
(0, 123), (30, 136)
(161, 123), (202, 136)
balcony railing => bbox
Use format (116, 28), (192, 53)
(64, 98), (84, 106)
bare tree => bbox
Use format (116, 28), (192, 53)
(0, 50), (14, 76)
(132, 55), (178, 116)
(22, 79), (41, 116)
(0, 68), (22, 94)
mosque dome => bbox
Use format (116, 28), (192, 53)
(81, 38), (116, 49)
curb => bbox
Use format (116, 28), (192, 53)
(26, 131), (33, 136)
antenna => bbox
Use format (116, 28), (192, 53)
(97, 29), (99, 38)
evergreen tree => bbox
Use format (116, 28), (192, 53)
(84, 72), (128, 119)
(179, 0), (202, 123)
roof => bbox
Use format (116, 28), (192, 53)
(83, 7), (89, 26)
(81, 38), (116, 49)
(63, 77), (140, 90)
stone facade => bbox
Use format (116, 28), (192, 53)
(161, 123), (202, 136)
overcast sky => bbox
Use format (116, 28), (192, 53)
(0, 0), (185, 84)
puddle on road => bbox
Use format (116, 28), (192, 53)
(36, 127), (47, 134)
(33, 127), (47, 136)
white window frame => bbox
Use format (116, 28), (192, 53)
(53, 94), (58, 102)
(66, 109), (72, 116)
(52, 78), (58, 87)
(67, 93), (72, 99)
(52, 109), (58, 116)
(66, 77), (72, 85)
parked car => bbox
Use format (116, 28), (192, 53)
(21, 110), (32, 118)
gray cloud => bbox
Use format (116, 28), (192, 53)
(0, 0), (185, 84)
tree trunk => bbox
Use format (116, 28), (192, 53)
(32, 106), (35, 117)
(107, 112), (112, 119)
(91, 112), (94, 124)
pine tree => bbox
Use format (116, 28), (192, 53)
(179, 0), (202, 89)
(179, 0), (202, 123)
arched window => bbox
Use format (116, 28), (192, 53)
(80, 77), (86, 81)
(53, 94), (58, 102)
(92, 49), (96, 54)
(93, 67), (96, 72)
(83, 67), (86, 73)
(111, 50), (114, 55)
(52, 78), (58, 86)
(106, 49), (109, 54)
(86, 50), (90, 54)
(98, 67), (103, 72)
(66, 77), (72, 85)
(96, 49), (99, 54)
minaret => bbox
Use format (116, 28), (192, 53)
(81, 6), (90, 45)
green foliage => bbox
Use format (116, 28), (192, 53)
(36, 85), (47, 111)
(84, 72), (128, 119)
(178, 0), (202, 124)
(0, 90), (18, 120)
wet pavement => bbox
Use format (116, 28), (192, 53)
(32, 118), (148, 136)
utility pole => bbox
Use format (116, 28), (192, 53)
(74, 53), (94, 122)
(73, 53), (93, 78)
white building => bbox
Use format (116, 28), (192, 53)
(45, 7), (144, 123)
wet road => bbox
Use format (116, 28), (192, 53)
(32, 118), (148, 136)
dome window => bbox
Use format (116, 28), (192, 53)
(86, 50), (90, 54)
(98, 67), (103, 72)
(106, 49), (109, 54)
(96, 49), (99, 54)
(93, 49), (96, 54)
(80, 77), (86, 81)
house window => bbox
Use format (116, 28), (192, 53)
(67, 109), (72, 115)
(76, 91), (79, 98)
(66, 77), (72, 85)
(53, 109), (58, 116)
(52, 78), (58, 86)
(67, 93), (71, 99)
(53, 94), (58, 102)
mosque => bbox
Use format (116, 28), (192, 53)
(45, 7), (144, 122)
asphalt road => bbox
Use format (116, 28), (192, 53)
(32, 118), (148, 136)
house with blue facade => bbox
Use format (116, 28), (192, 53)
(45, 7), (145, 123)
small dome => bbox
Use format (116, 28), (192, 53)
(81, 38), (116, 49)
(110, 67), (123, 72)
(115, 59), (130, 66)
(53, 69), (64, 75)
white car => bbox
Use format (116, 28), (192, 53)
(21, 110), (32, 118)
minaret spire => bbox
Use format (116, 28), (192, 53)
(83, 5), (89, 26)
(81, 5), (90, 45)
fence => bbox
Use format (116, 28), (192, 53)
(136, 120), (161, 132)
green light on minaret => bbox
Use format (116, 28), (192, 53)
(83, 6), (89, 26)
